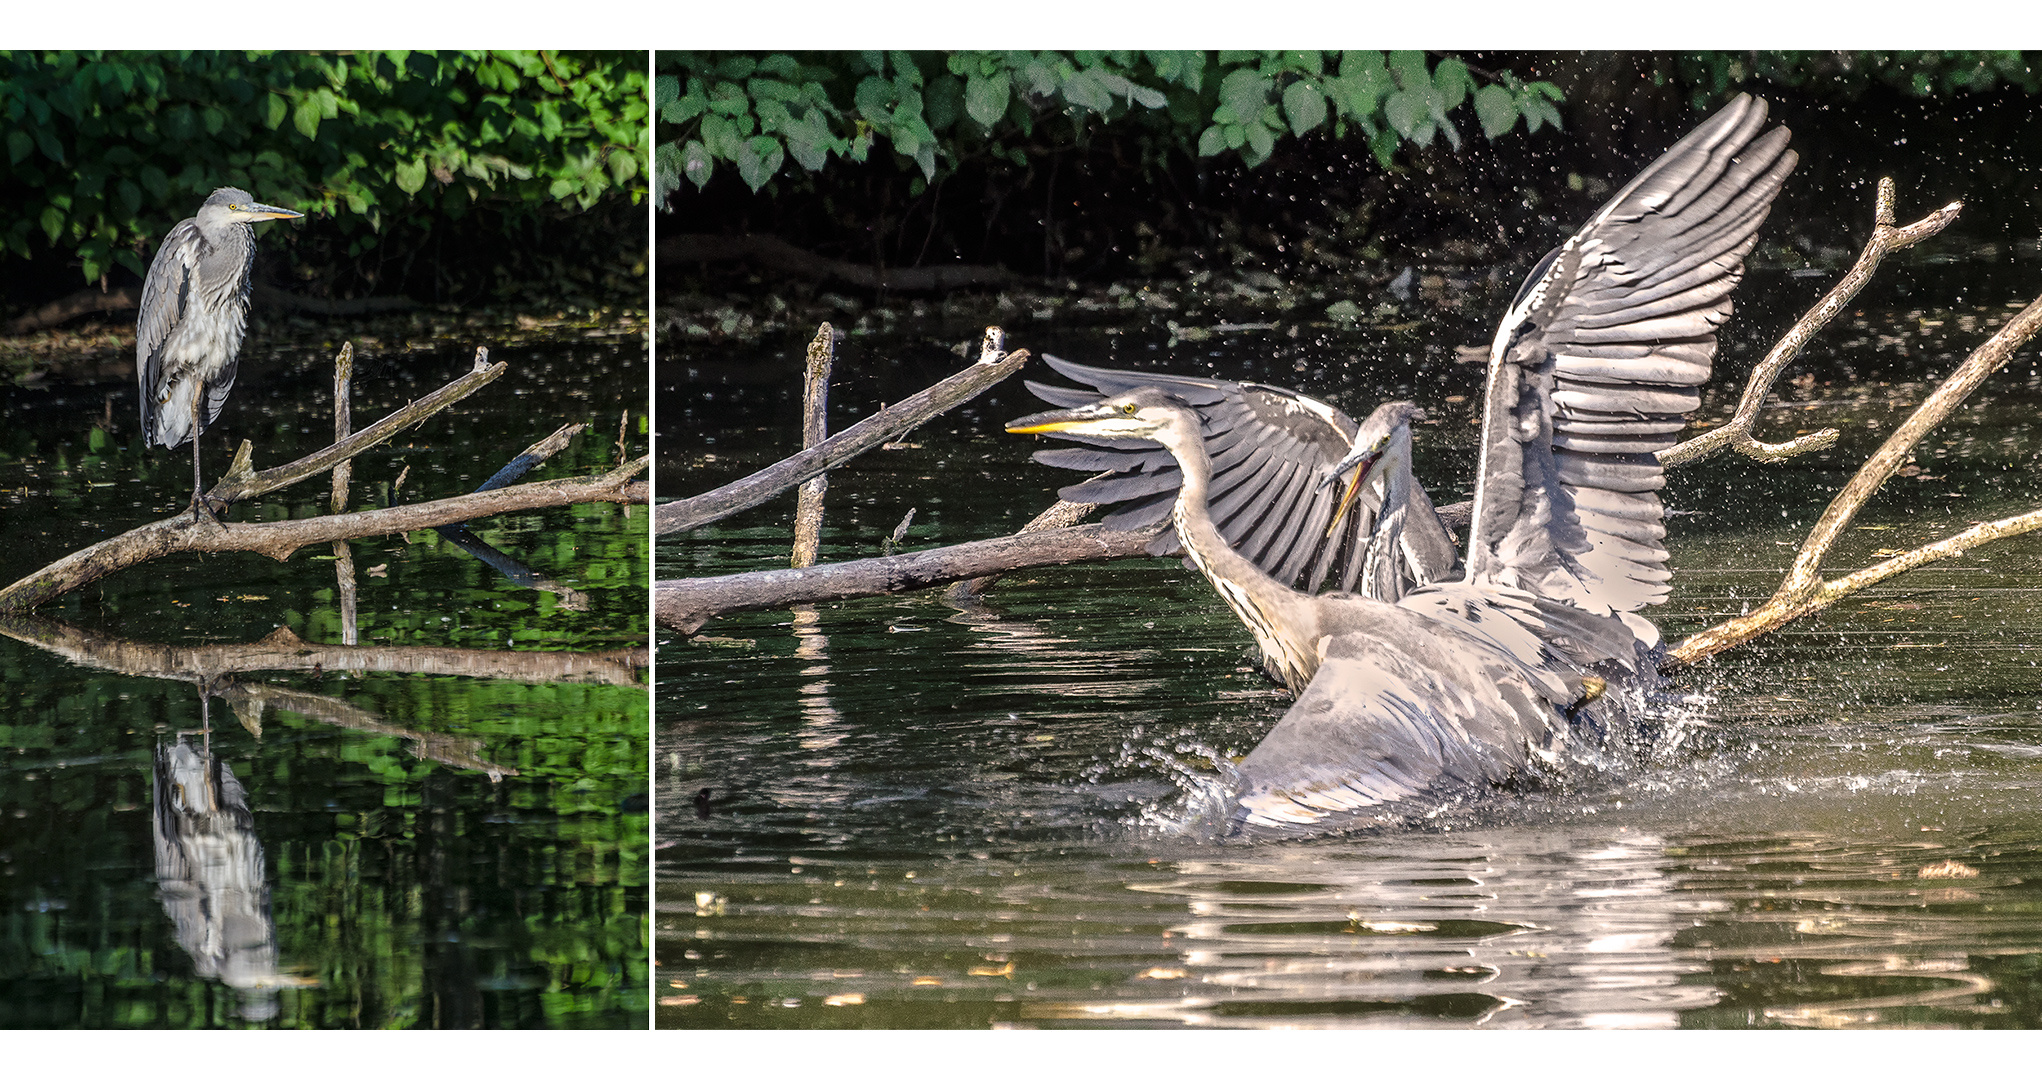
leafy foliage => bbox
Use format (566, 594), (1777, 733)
(0, 50), (648, 286)
(654, 50), (1564, 205)
(1671, 50), (2041, 102)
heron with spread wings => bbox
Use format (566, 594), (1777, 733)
(136, 187), (303, 524)
(1009, 95), (1796, 835)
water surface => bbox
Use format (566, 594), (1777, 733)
(659, 265), (2042, 1029)
(1, 324), (648, 1028)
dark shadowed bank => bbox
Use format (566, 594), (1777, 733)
(657, 50), (2041, 352)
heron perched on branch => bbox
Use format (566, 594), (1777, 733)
(137, 187), (303, 523)
(1009, 95), (1796, 835)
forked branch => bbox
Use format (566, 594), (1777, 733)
(1670, 288), (2042, 665)
(1662, 179), (1963, 468)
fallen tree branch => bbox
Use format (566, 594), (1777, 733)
(207, 347), (506, 509)
(0, 456), (648, 612)
(1662, 179), (1963, 468)
(660, 232), (1017, 292)
(1669, 285), (2042, 666)
(0, 616), (647, 686)
(657, 330), (1030, 535)
(658, 522), (1159, 634)
(945, 497), (1098, 602)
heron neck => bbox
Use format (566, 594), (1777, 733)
(1163, 425), (1319, 688)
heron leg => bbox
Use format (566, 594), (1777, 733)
(189, 380), (224, 528)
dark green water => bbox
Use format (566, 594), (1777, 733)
(0, 325), (648, 1028)
(659, 263), (2042, 1028)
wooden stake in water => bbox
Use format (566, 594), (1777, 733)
(791, 323), (835, 570)
(330, 342), (358, 645)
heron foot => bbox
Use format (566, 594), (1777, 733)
(189, 492), (229, 529)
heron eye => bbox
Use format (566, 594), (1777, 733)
(1120, 403), (1136, 415)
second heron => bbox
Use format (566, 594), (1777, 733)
(136, 186), (304, 523)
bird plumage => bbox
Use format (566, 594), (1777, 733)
(135, 187), (301, 520)
(1010, 95), (1795, 836)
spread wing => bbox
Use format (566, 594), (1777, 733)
(1025, 355), (1457, 597)
(1464, 93), (1797, 614)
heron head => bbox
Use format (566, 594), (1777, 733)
(1319, 401), (1425, 536)
(1006, 386), (1197, 443)
(200, 187), (305, 225)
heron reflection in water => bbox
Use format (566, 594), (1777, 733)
(150, 683), (308, 1020)
(136, 187), (303, 523)
(152, 721), (288, 1021)
(1009, 95), (1796, 836)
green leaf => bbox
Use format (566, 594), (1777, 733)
(1241, 120), (1275, 166)
(4, 131), (29, 165)
(1062, 69), (1113, 113)
(293, 95), (321, 138)
(1282, 80), (1327, 135)
(1217, 68), (1272, 132)
(924, 74), (964, 131)
(749, 78), (799, 103)
(699, 114), (740, 159)
(735, 135), (784, 190)
(854, 76), (897, 124)
(1388, 50), (1430, 91)
(1384, 89), (1429, 140)
(1335, 51), (1392, 116)
(654, 142), (684, 205)
(39, 205), (64, 245)
(888, 51), (920, 88)
(1432, 57), (1471, 111)
(263, 91), (288, 130)
(682, 139), (712, 189)
(394, 157), (428, 194)
(1196, 124), (1227, 157)
(964, 71), (1010, 128)
(666, 82), (707, 124)
(1474, 84), (1518, 138)
(784, 111), (832, 171)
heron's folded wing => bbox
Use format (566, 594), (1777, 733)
(1227, 613), (1560, 834)
(1465, 93), (1797, 614)
(135, 218), (207, 443)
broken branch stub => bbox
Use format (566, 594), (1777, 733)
(791, 323), (836, 569)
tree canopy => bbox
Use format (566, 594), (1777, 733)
(0, 50), (647, 302)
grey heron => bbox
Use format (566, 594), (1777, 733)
(1008, 95), (1796, 835)
(136, 187), (303, 523)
